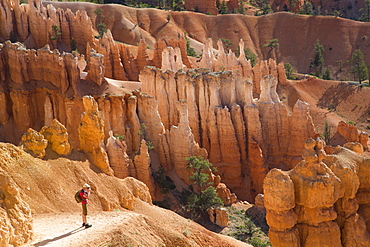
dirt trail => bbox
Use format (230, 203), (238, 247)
(27, 211), (134, 247)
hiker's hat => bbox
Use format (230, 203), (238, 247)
(83, 183), (91, 188)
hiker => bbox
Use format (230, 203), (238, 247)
(80, 183), (92, 228)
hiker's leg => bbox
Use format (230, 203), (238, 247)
(82, 204), (87, 223)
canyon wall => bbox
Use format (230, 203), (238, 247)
(0, 0), (191, 81)
(140, 42), (315, 200)
(0, 29), (317, 202)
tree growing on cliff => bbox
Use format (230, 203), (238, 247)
(220, 38), (233, 50)
(184, 32), (197, 57)
(236, 47), (258, 67)
(70, 37), (77, 52)
(238, 0), (246, 14)
(185, 156), (223, 215)
(94, 7), (107, 38)
(51, 25), (61, 40)
(310, 39), (324, 78)
(348, 49), (369, 84)
(263, 38), (279, 58)
(254, 0), (273, 16)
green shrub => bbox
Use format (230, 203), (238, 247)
(114, 134), (124, 141)
(284, 63), (296, 79)
(185, 32), (197, 57)
(248, 237), (271, 247)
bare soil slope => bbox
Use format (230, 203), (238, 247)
(281, 78), (370, 146)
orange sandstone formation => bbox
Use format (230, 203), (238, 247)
(78, 95), (114, 176)
(106, 130), (131, 179)
(134, 140), (156, 197)
(140, 49), (315, 200)
(19, 128), (48, 159)
(264, 138), (370, 246)
(40, 119), (71, 156)
(0, 146), (33, 246)
(333, 121), (369, 151)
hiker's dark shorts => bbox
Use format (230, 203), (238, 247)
(82, 204), (88, 215)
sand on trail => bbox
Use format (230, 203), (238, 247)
(29, 211), (134, 247)
(23, 199), (250, 247)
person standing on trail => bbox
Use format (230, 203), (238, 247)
(80, 183), (92, 228)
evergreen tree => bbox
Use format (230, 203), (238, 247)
(284, 63), (295, 79)
(219, 0), (229, 14)
(311, 39), (324, 78)
(220, 38), (233, 50)
(245, 48), (257, 67)
(322, 68), (331, 80)
(238, 0), (246, 14)
(299, 1), (314, 15)
(349, 49), (369, 84)
(263, 38), (279, 58)
(236, 47), (258, 67)
(255, 0), (273, 15)
(185, 156), (223, 215)
(70, 37), (77, 52)
(359, 0), (370, 22)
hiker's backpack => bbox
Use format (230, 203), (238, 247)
(75, 190), (83, 203)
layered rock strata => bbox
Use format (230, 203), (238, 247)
(264, 138), (370, 246)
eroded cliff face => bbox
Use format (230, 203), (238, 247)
(139, 42), (315, 200)
(264, 138), (370, 247)
(0, 33), (316, 203)
(0, 0), (192, 82)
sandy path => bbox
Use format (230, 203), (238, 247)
(27, 211), (134, 247)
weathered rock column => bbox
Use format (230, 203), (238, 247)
(78, 96), (113, 176)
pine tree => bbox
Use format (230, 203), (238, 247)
(185, 156), (223, 215)
(70, 37), (77, 52)
(323, 68), (331, 80)
(219, 0), (229, 14)
(359, 0), (370, 22)
(311, 39), (324, 78)
(263, 38), (279, 58)
(349, 49), (369, 84)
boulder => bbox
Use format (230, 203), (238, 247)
(19, 128), (48, 158)
(40, 119), (71, 156)
(207, 207), (229, 227)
